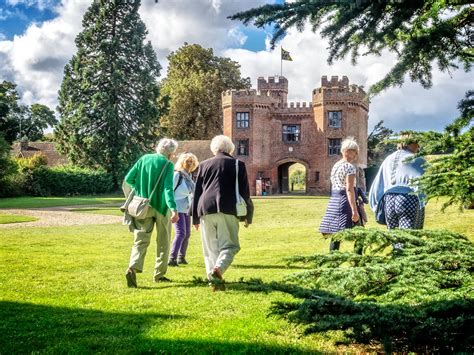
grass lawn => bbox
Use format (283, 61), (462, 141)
(0, 194), (123, 209)
(0, 213), (38, 224)
(0, 196), (472, 353)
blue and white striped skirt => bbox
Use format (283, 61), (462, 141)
(319, 189), (354, 234)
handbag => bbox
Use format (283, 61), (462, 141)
(375, 151), (401, 225)
(375, 197), (386, 225)
(126, 161), (170, 219)
(235, 159), (247, 217)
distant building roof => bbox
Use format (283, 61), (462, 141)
(173, 140), (213, 164)
(11, 141), (68, 167)
(11, 139), (214, 168)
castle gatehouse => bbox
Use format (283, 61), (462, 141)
(222, 75), (369, 195)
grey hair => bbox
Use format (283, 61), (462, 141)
(156, 138), (178, 157)
(341, 136), (359, 153)
(210, 135), (235, 155)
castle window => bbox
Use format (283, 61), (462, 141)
(315, 171), (320, 182)
(237, 139), (249, 156)
(328, 111), (342, 128)
(328, 138), (342, 155)
(236, 112), (249, 128)
(282, 124), (301, 143)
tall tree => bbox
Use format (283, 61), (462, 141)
(158, 43), (251, 139)
(21, 104), (58, 141)
(230, 0), (473, 95)
(55, 0), (161, 187)
(0, 81), (20, 144)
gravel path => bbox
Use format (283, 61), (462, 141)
(0, 205), (122, 228)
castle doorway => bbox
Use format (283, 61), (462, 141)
(277, 161), (307, 194)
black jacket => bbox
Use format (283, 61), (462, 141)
(192, 152), (254, 225)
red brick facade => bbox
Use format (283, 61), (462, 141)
(222, 75), (369, 195)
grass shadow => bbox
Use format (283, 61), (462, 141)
(0, 301), (317, 353)
(232, 263), (311, 270)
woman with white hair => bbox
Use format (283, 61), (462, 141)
(319, 137), (360, 251)
(192, 135), (254, 291)
(168, 152), (199, 266)
(124, 138), (179, 288)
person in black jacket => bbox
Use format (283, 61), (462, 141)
(192, 135), (254, 291)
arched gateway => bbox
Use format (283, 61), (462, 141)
(222, 75), (369, 195)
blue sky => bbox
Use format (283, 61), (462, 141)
(0, 0), (59, 39)
(0, 0), (269, 51)
(0, 0), (471, 133)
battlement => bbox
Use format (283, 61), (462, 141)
(312, 75), (368, 109)
(257, 76), (288, 86)
(321, 75), (349, 88)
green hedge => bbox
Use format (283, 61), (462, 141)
(20, 165), (114, 196)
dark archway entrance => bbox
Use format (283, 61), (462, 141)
(277, 161), (308, 194)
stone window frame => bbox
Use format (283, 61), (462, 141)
(236, 139), (249, 156)
(236, 112), (250, 129)
(328, 111), (342, 128)
(328, 138), (342, 155)
(282, 124), (301, 143)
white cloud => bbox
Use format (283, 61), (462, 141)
(0, 0), (470, 133)
(223, 26), (473, 132)
(0, 0), (89, 108)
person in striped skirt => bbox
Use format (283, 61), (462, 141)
(319, 137), (360, 251)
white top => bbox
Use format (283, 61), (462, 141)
(330, 160), (356, 190)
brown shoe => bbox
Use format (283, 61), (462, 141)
(209, 267), (225, 291)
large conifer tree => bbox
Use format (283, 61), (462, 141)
(56, 0), (161, 187)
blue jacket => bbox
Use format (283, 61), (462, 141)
(369, 149), (426, 211)
(173, 170), (195, 214)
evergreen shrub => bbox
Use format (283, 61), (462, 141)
(271, 228), (474, 352)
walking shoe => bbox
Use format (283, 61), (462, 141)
(154, 276), (172, 283)
(125, 268), (137, 288)
(177, 257), (188, 265)
(168, 258), (179, 267)
(208, 267), (225, 292)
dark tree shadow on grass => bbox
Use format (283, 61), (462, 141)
(0, 301), (316, 354)
(225, 278), (474, 352)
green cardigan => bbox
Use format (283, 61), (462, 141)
(124, 153), (177, 215)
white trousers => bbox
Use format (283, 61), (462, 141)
(200, 213), (240, 278)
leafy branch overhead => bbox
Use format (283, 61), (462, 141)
(230, 0), (473, 95)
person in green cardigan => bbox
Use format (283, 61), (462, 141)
(124, 138), (179, 288)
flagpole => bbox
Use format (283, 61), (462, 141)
(280, 46), (283, 77)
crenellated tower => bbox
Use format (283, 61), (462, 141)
(222, 75), (369, 195)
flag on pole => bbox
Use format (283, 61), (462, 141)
(281, 47), (293, 61)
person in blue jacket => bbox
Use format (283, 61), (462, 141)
(369, 135), (427, 232)
(168, 152), (199, 266)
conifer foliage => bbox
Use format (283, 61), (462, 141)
(56, 0), (161, 187)
(270, 228), (474, 352)
(416, 91), (474, 210)
(230, 0), (473, 95)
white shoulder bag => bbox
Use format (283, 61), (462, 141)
(126, 161), (170, 219)
(235, 159), (247, 217)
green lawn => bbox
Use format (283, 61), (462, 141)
(0, 196), (472, 353)
(0, 213), (38, 224)
(0, 194), (123, 209)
